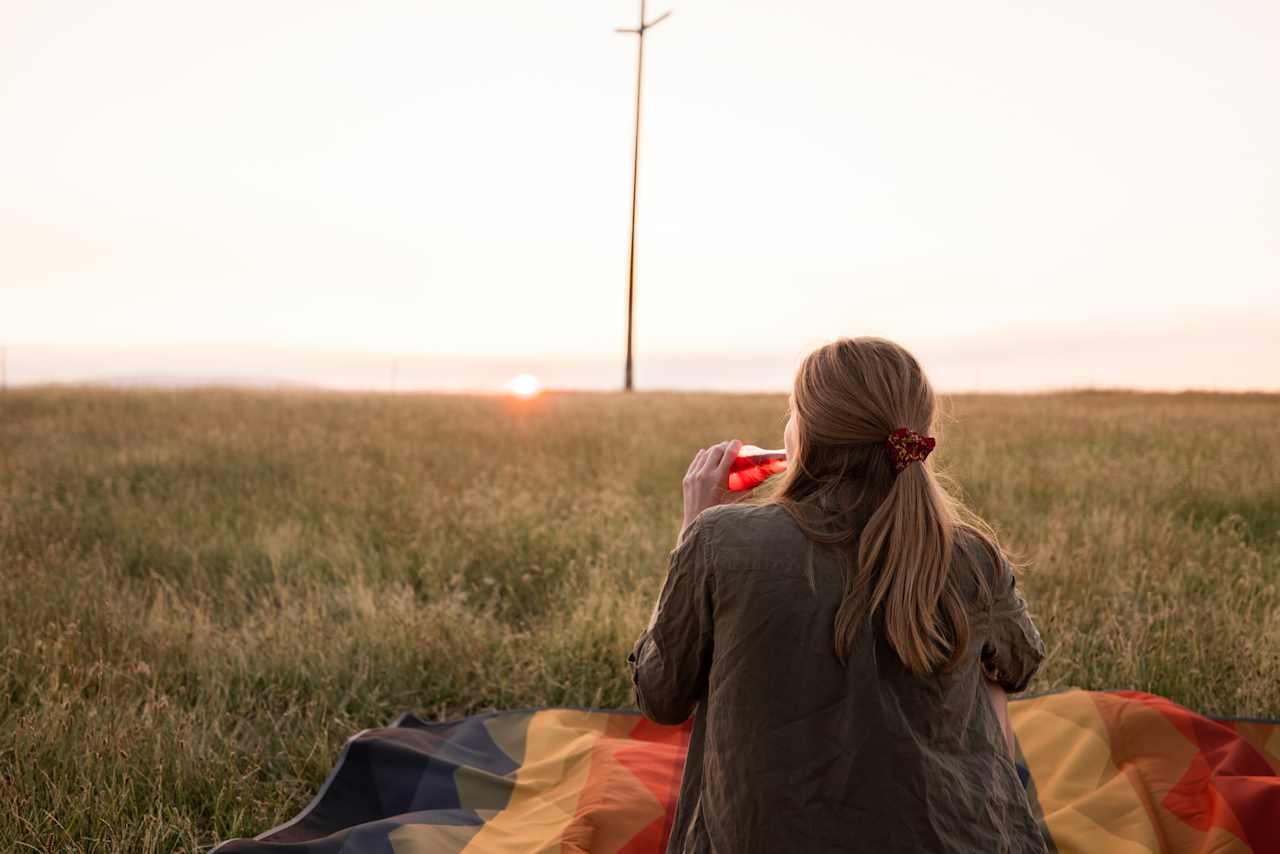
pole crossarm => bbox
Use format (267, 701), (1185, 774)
(614, 10), (671, 35)
(644, 10), (672, 29)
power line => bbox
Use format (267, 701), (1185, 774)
(616, 1), (671, 392)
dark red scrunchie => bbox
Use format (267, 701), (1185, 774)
(885, 427), (936, 473)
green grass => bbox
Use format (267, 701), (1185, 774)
(1, 387), (1277, 851)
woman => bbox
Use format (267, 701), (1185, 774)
(627, 336), (1047, 853)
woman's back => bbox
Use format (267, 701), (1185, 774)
(629, 501), (1047, 854)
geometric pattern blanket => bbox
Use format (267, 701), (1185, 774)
(211, 689), (1280, 853)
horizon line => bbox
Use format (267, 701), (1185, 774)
(6, 379), (1278, 397)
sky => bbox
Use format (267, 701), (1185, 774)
(2, 0), (1277, 392)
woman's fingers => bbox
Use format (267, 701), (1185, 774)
(700, 440), (740, 479)
(699, 441), (729, 474)
(681, 440), (743, 530)
(684, 448), (707, 480)
(715, 439), (743, 478)
(687, 440), (741, 484)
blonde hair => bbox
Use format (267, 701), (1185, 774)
(759, 336), (1004, 676)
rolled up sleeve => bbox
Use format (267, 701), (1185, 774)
(627, 511), (717, 725)
(981, 554), (1046, 694)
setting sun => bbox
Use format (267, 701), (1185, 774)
(507, 373), (542, 398)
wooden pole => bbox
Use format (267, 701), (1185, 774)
(617, 2), (671, 392)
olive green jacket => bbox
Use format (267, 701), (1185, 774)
(627, 502), (1047, 854)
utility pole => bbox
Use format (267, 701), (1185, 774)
(616, 1), (671, 392)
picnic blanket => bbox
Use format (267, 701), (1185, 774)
(212, 689), (1280, 853)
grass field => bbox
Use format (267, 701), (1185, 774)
(2, 387), (1278, 851)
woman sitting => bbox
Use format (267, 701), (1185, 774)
(628, 335), (1047, 853)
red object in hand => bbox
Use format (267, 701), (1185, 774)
(727, 445), (788, 492)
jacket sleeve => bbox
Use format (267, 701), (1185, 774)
(627, 510), (717, 725)
(981, 552), (1046, 694)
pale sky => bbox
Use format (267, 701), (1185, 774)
(2, 1), (1277, 391)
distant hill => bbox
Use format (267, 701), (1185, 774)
(73, 374), (322, 390)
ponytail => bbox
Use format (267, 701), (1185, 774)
(835, 462), (967, 674)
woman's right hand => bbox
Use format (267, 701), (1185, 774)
(679, 439), (743, 543)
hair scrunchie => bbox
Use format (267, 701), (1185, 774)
(885, 427), (936, 473)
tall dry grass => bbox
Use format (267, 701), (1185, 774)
(0, 388), (1276, 851)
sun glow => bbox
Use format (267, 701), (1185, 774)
(507, 373), (542, 398)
